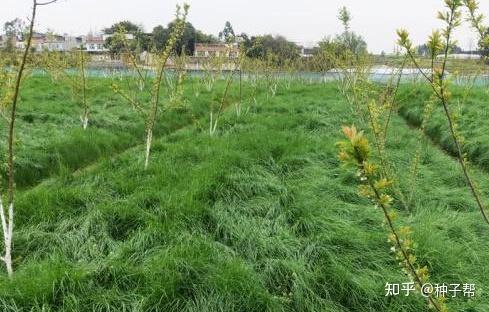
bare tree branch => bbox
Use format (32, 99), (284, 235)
(35, 0), (58, 6)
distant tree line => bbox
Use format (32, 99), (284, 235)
(102, 7), (368, 69)
(102, 20), (218, 56)
(416, 43), (465, 56)
(103, 19), (306, 64)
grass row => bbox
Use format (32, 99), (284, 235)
(0, 75), (245, 188)
(397, 83), (489, 171)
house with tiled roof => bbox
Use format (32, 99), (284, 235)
(194, 43), (240, 58)
(30, 33), (68, 52)
(85, 34), (107, 53)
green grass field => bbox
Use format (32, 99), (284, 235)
(0, 76), (488, 311)
(0, 75), (224, 188)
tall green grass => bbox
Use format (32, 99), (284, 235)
(397, 84), (489, 171)
(0, 81), (487, 311)
(0, 76), (241, 188)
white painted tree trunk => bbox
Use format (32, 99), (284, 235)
(209, 111), (214, 136)
(0, 197), (13, 278)
(209, 111), (221, 136)
(80, 114), (89, 130)
(144, 128), (153, 170)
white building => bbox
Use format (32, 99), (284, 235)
(194, 43), (240, 58)
(17, 32), (82, 52)
(85, 35), (107, 53)
(42, 34), (67, 52)
(84, 33), (134, 53)
(299, 46), (316, 58)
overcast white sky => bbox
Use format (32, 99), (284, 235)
(2, 0), (488, 53)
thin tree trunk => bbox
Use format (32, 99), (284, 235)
(81, 115), (89, 129)
(1, 0), (57, 277)
(144, 128), (153, 171)
(80, 46), (89, 129)
(0, 199), (13, 277)
(3, 0), (36, 278)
